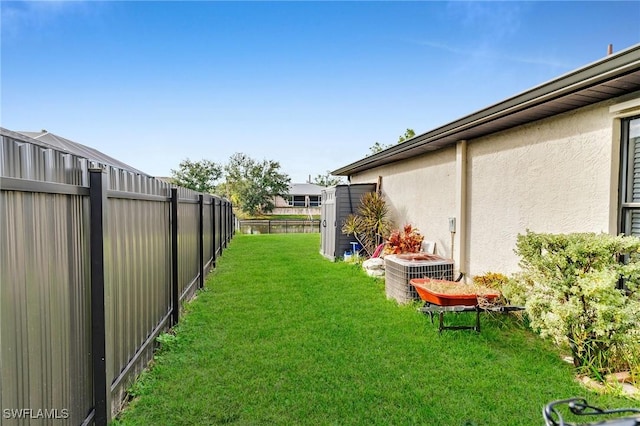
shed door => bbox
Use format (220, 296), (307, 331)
(321, 189), (336, 259)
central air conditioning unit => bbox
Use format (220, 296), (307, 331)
(384, 254), (454, 304)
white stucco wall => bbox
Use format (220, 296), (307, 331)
(350, 147), (457, 258)
(349, 100), (623, 277)
(466, 103), (616, 275)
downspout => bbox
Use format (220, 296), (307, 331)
(455, 140), (468, 280)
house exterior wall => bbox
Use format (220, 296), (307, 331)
(272, 196), (321, 216)
(465, 102), (617, 275)
(274, 195), (290, 208)
(350, 147), (457, 258)
(271, 206), (321, 216)
(272, 194), (322, 216)
(349, 99), (625, 278)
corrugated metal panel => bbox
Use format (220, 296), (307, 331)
(18, 130), (149, 177)
(177, 187), (201, 301)
(0, 134), (89, 185)
(104, 167), (172, 412)
(203, 195), (214, 267)
(1, 129), (234, 423)
(214, 198), (222, 258)
(1, 132), (92, 425)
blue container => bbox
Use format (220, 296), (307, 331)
(344, 250), (353, 261)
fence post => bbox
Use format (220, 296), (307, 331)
(223, 201), (228, 248)
(89, 168), (109, 426)
(171, 188), (179, 326)
(218, 200), (223, 255)
(211, 197), (216, 268)
(198, 194), (204, 289)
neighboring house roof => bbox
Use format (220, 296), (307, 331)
(288, 183), (325, 196)
(17, 130), (150, 176)
(333, 43), (640, 177)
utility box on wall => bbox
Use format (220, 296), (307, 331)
(320, 183), (377, 261)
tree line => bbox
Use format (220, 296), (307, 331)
(171, 128), (415, 216)
(171, 153), (342, 217)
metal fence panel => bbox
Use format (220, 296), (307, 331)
(177, 187), (200, 301)
(215, 198), (222, 257)
(104, 169), (173, 410)
(1, 133), (93, 426)
(203, 196), (213, 268)
(1, 129), (234, 424)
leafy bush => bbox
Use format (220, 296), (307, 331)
(384, 224), (424, 254)
(341, 192), (393, 257)
(512, 231), (640, 377)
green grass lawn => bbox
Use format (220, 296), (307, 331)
(115, 234), (634, 425)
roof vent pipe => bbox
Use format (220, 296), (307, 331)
(608, 44), (613, 55)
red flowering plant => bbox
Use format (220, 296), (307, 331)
(384, 224), (424, 254)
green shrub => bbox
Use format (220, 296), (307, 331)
(512, 231), (640, 378)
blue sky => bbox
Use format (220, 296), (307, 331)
(2, 1), (639, 183)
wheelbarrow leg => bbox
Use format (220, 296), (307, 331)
(423, 302), (435, 324)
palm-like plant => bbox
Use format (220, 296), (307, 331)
(341, 192), (393, 257)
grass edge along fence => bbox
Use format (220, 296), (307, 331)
(0, 128), (234, 425)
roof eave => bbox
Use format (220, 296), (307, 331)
(333, 43), (640, 177)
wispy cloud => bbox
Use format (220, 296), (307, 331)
(1, 1), (98, 40)
(446, 1), (527, 40)
(409, 39), (572, 69)
(402, 2), (572, 71)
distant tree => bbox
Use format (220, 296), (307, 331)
(313, 171), (344, 187)
(367, 128), (416, 156)
(222, 153), (291, 216)
(368, 141), (392, 155)
(170, 158), (222, 193)
(397, 128), (416, 143)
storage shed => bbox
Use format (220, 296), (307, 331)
(320, 183), (376, 261)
